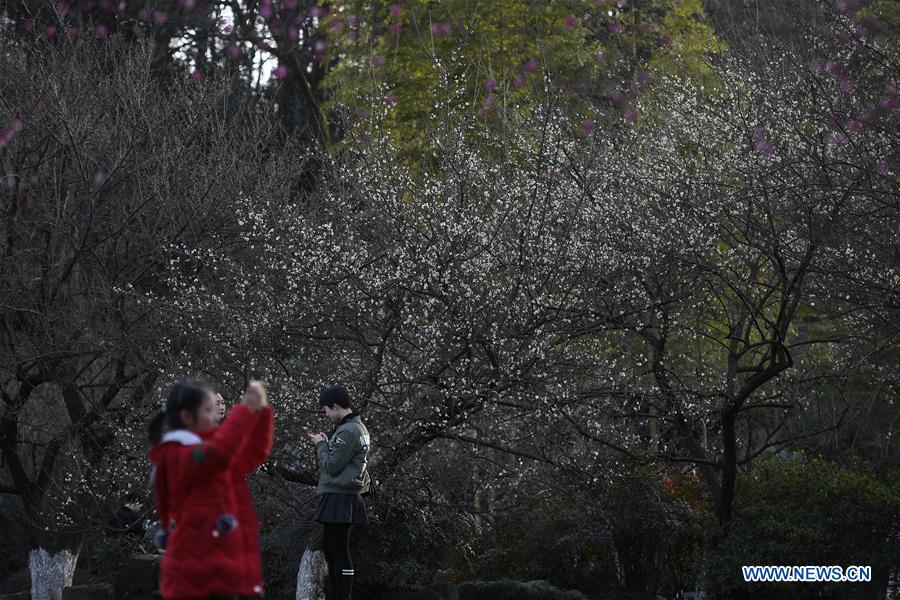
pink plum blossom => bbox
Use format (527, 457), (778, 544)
(484, 79), (497, 91)
(581, 120), (594, 134)
(514, 74), (527, 88)
(430, 23), (451, 36)
(273, 65), (288, 78)
(0, 119), (23, 147)
(190, 69), (203, 81)
(95, 25), (108, 39)
(522, 59), (539, 73)
(563, 15), (578, 30)
(388, 4), (402, 17)
(625, 109), (639, 123)
(370, 55), (385, 66)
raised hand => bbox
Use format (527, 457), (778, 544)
(241, 380), (268, 411)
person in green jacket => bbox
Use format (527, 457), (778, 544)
(304, 384), (370, 600)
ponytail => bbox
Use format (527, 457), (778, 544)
(147, 410), (166, 445)
(147, 378), (214, 446)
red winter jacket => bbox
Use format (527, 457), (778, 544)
(150, 404), (260, 600)
(225, 404), (274, 596)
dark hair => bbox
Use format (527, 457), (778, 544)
(319, 384), (352, 409)
(147, 378), (214, 445)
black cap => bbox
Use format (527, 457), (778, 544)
(319, 384), (352, 408)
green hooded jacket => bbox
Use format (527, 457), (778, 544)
(314, 413), (371, 495)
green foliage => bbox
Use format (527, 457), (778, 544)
(648, 0), (724, 88)
(705, 456), (900, 599)
(79, 532), (148, 587)
(459, 579), (587, 600)
(259, 522), (310, 595)
(392, 581), (460, 600)
(389, 579), (587, 600)
(464, 474), (704, 598)
(322, 0), (722, 156)
(351, 493), (479, 590)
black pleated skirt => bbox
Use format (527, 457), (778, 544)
(313, 492), (369, 525)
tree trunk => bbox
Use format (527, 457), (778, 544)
(28, 548), (78, 600)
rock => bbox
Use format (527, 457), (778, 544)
(61, 584), (112, 600)
(296, 548), (327, 600)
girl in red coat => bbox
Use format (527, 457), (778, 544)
(214, 392), (275, 598)
(148, 378), (270, 600)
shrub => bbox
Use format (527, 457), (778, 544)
(392, 581), (460, 600)
(704, 456), (900, 599)
(467, 474), (703, 598)
(458, 579), (588, 600)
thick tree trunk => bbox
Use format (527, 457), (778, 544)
(28, 548), (79, 600)
(718, 409), (738, 525)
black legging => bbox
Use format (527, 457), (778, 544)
(322, 523), (354, 600)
